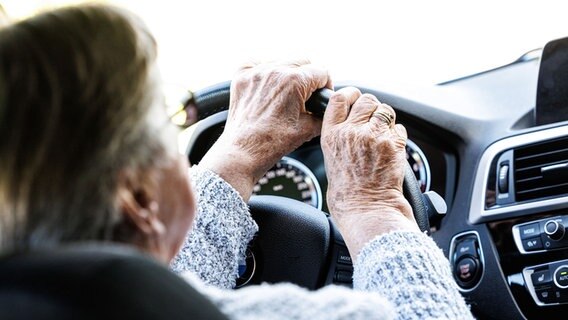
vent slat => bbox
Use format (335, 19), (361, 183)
(515, 147), (568, 161)
(515, 159), (568, 173)
(515, 176), (542, 184)
(516, 181), (568, 195)
(514, 137), (568, 202)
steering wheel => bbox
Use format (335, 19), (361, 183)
(187, 81), (445, 289)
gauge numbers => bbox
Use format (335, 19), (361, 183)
(252, 157), (322, 210)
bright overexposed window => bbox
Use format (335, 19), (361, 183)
(3, 0), (568, 90)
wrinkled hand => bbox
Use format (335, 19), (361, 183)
(321, 87), (420, 260)
(200, 60), (332, 201)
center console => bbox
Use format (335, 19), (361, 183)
(469, 124), (568, 319)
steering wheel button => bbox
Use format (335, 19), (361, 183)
(531, 269), (552, 287)
(337, 248), (352, 265)
(522, 237), (543, 251)
(519, 223), (540, 240)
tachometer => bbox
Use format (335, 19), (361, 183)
(406, 139), (431, 193)
(252, 156), (322, 210)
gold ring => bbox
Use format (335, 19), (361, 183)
(372, 110), (394, 127)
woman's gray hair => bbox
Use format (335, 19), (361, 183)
(0, 4), (176, 252)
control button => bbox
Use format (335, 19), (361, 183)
(522, 237), (543, 251)
(531, 269), (553, 287)
(455, 239), (477, 260)
(555, 290), (567, 302)
(498, 164), (509, 193)
(334, 270), (352, 283)
(554, 265), (568, 289)
(519, 223), (540, 240)
(337, 248), (352, 265)
(545, 220), (565, 241)
(535, 287), (554, 303)
(455, 257), (478, 283)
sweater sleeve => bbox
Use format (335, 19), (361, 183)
(170, 165), (258, 289)
(181, 231), (473, 320)
(172, 166), (472, 319)
(182, 272), (396, 320)
(353, 231), (474, 319)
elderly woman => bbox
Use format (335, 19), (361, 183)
(0, 4), (472, 320)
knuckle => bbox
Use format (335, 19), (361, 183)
(329, 92), (347, 104)
(233, 75), (249, 91)
(381, 103), (395, 115)
(252, 72), (263, 83)
(359, 93), (379, 105)
(286, 71), (304, 84)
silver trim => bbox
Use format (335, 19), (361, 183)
(278, 156), (323, 211)
(235, 249), (256, 288)
(448, 230), (484, 293)
(406, 139), (431, 192)
(542, 162), (568, 174)
(545, 220), (561, 237)
(554, 265), (568, 289)
(469, 125), (568, 224)
(523, 260), (568, 307)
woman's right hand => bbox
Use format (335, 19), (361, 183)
(199, 60), (331, 202)
(321, 87), (420, 260)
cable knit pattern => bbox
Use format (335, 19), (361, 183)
(170, 166), (258, 289)
(354, 231), (474, 319)
(172, 166), (473, 319)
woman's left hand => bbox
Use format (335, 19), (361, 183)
(199, 60), (332, 201)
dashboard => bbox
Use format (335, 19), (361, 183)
(183, 47), (568, 319)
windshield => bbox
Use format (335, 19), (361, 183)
(3, 0), (568, 90)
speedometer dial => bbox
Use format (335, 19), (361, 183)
(252, 157), (323, 210)
(406, 139), (431, 193)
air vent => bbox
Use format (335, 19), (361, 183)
(514, 137), (568, 202)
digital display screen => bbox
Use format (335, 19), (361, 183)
(536, 37), (568, 125)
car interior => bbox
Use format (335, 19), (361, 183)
(182, 40), (568, 319)
(2, 1), (568, 319)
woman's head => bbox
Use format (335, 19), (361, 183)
(0, 4), (195, 261)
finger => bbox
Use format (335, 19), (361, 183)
(391, 123), (408, 148)
(322, 87), (361, 126)
(306, 63), (333, 89)
(393, 123), (407, 140)
(299, 64), (332, 93)
(369, 102), (396, 133)
(299, 113), (323, 139)
(346, 93), (380, 124)
(325, 77), (334, 90)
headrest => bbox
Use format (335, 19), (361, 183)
(0, 243), (227, 320)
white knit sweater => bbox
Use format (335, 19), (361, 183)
(170, 166), (473, 319)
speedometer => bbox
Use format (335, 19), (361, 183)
(253, 140), (430, 209)
(252, 157), (323, 210)
(406, 139), (431, 193)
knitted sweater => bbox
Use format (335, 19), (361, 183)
(170, 166), (473, 320)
